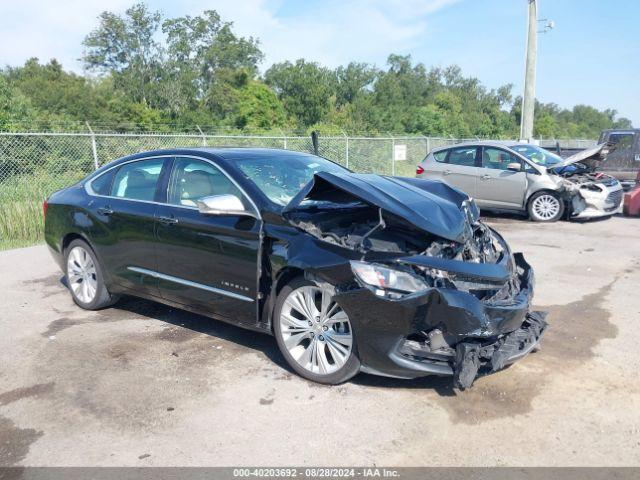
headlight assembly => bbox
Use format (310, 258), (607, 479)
(350, 261), (427, 296)
(350, 261), (509, 298)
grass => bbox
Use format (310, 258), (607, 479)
(0, 171), (86, 250)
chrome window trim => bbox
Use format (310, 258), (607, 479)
(127, 266), (254, 303)
(84, 154), (261, 218)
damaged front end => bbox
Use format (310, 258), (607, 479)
(553, 143), (624, 218)
(282, 172), (547, 389)
(342, 230), (547, 389)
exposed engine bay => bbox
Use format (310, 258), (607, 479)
(289, 202), (435, 254)
(285, 173), (514, 301)
(289, 202), (503, 263)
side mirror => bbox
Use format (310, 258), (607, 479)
(197, 194), (256, 218)
(507, 162), (522, 172)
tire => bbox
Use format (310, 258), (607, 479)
(527, 191), (565, 222)
(65, 239), (118, 310)
(273, 277), (360, 385)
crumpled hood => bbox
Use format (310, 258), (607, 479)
(558, 142), (613, 168)
(283, 172), (479, 243)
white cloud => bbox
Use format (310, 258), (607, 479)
(187, 0), (461, 69)
(0, 0), (459, 71)
(0, 0), (131, 71)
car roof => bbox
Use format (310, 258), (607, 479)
(601, 129), (640, 134)
(430, 140), (523, 152)
(106, 147), (317, 167)
(91, 147), (322, 179)
(195, 147), (318, 160)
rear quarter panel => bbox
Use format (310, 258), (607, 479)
(44, 183), (109, 274)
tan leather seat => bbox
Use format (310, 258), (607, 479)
(125, 169), (155, 200)
(180, 170), (214, 206)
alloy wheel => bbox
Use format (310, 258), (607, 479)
(66, 246), (98, 304)
(532, 194), (560, 220)
(279, 286), (353, 375)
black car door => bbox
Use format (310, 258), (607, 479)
(154, 156), (260, 325)
(87, 157), (169, 297)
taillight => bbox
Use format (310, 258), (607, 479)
(416, 165), (425, 175)
(43, 199), (49, 218)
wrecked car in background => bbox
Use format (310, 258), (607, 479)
(44, 148), (545, 390)
(417, 141), (623, 222)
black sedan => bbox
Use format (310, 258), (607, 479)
(44, 148), (546, 389)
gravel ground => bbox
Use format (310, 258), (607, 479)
(0, 215), (639, 467)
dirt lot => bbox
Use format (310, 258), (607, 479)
(1, 215), (639, 467)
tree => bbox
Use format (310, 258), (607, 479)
(233, 81), (288, 129)
(334, 62), (376, 106)
(1, 2), (632, 137)
(0, 76), (36, 130)
(82, 2), (163, 105)
(164, 10), (263, 83)
(6, 59), (96, 121)
(264, 59), (336, 127)
(162, 10), (264, 125)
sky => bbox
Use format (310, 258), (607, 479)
(0, 0), (638, 125)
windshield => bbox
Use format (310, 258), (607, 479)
(234, 154), (348, 206)
(509, 144), (563, 167)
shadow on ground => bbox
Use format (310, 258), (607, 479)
(104, 296), (290, 371)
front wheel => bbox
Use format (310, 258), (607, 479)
(528, 191), (565, 222)
(273, 277), (360, 384)
(65, 239), (118, 310)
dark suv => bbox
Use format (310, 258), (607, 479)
(597, 129), (640, 182)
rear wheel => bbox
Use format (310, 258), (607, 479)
(65, 239), (118, 310)
(528, 191), (564, 222)
(273, 277), (360, 384)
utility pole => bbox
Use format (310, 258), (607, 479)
(520, 0), (537, 141)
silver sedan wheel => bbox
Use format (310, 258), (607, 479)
(66, 246), (98, 304)
(279, 286), (353, 375)
(532, 194), (560, 220)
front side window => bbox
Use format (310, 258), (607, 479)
(168, 158), (243, 207)
(482, 147), (520, 171)
(447, 147), (478, 167)
(111, 159), (164, 201)
(608, 133), (635, 151)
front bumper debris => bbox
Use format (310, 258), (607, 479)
(570, 185), (624, 219)
(334, 253), (547, 389)
(453, 311), (547, 389)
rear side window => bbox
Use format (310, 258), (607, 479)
(447, 147), (478, 167)
(89, 169), (115, 196)
(111, 159), (164, 201)
(433, 150), (448, 163)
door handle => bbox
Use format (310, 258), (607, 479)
(443, 170), (452, 175)
(481, 174), (491, 180)
(158, 215), (179, 225)
(97, 206), (114, 216)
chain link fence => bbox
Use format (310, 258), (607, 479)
(0, 130), (596, 249)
